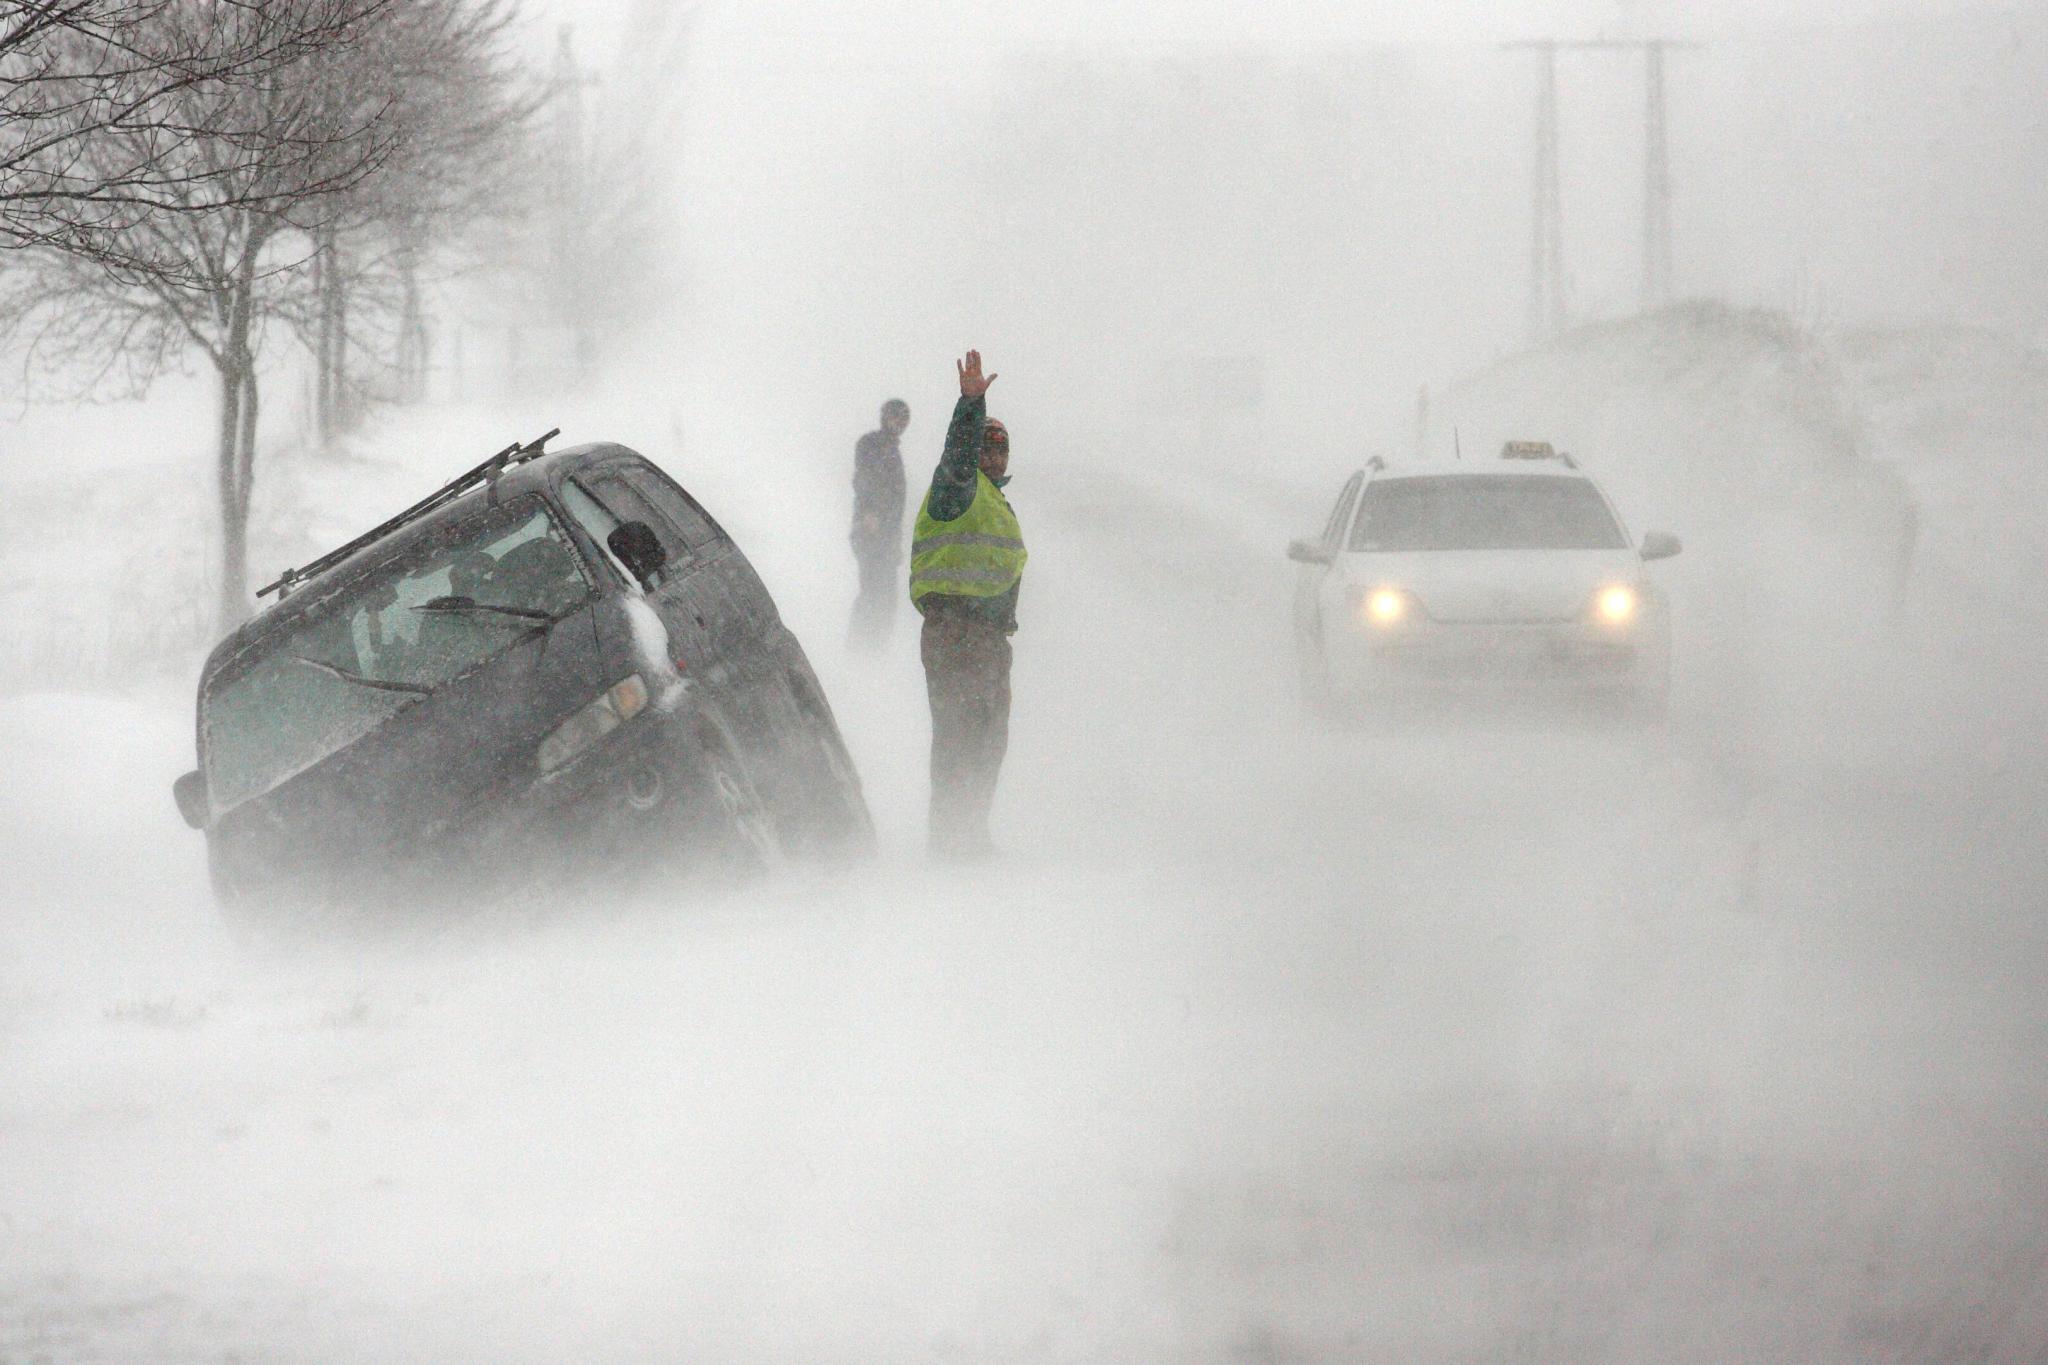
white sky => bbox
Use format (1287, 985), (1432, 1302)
(529, 0), (2009, 56)
(517, 0), (2048, 429)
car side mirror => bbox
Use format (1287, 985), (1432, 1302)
(172, 770), (209, 830)
(1287, 539), (1333, 565)
(607, 521), (667, 585)
(1640, 531), (1682, 561)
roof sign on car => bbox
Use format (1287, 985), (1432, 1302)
(1499, 439), (1577, 468)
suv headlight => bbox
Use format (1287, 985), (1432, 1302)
(537, 674), (649, 774)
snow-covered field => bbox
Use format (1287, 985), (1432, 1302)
(4, 309), (2046, 1360)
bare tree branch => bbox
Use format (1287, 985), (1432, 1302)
(0, 0), (401, 259)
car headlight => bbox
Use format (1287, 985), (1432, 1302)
(1592, 583), (1639, 626)
(537, 674), (649, 773)
(1357, 586), (1413, 628)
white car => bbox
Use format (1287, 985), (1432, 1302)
(1288, 444), (1681, 713)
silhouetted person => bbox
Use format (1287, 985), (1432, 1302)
(849, 398), (910, 649)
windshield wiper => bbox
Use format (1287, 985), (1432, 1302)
(412, 596), (557, 624)
(286, 655), (433, 696)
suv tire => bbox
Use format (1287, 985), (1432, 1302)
(680, 722), (779, 877)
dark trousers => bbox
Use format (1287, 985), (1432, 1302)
(848, 547), (898, 650)
(920, 608), (1012, 852)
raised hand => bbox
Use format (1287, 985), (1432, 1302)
(956, 349), (997, 398)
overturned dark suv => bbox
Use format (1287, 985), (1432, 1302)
(173, 432), (871, 911)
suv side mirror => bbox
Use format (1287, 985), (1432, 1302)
(607, 522), (667, 585)
(1287, 539), (1333, 565)
(172, 770), (209, 830)
(1640, 531), (1682, 561)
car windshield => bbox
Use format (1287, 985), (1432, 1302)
(1348, 474), (1627, 552)
(201, 498), (591, 810)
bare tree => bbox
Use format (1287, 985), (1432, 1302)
(293, 0), (531, 440)
(0, 0), (520, 627)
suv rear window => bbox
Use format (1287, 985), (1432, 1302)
(618, 466), (722, 549)
(575, 472), (697, 585)
(1349, 475), (1626, 552)
(202, 499), (590, 809)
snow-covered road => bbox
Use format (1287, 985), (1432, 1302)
(5, 313), (2046, 1361)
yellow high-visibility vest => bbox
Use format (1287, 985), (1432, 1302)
(909, 472), (1027, 603)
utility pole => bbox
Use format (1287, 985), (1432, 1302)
(1637, 41), (1700, 308)
(1503, 38), (1700, 333)
(545, 27), (598, 382)
(1506, 41), (1567, 345)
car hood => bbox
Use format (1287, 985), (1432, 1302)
(1338, 548), (1639, 623)
(207, 608), (608, 892)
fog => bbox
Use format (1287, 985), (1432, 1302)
(5, 0), (2047, 1359)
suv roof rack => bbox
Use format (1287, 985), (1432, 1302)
(258, 427), (561, 600)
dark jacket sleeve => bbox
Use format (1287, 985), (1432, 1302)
(924, 394), (985, 523)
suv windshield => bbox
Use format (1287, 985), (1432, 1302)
(1349, 475), (1627, 552)
(202, 498), (591, 810)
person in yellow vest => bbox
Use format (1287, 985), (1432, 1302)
(909, 349), (1027, 858)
